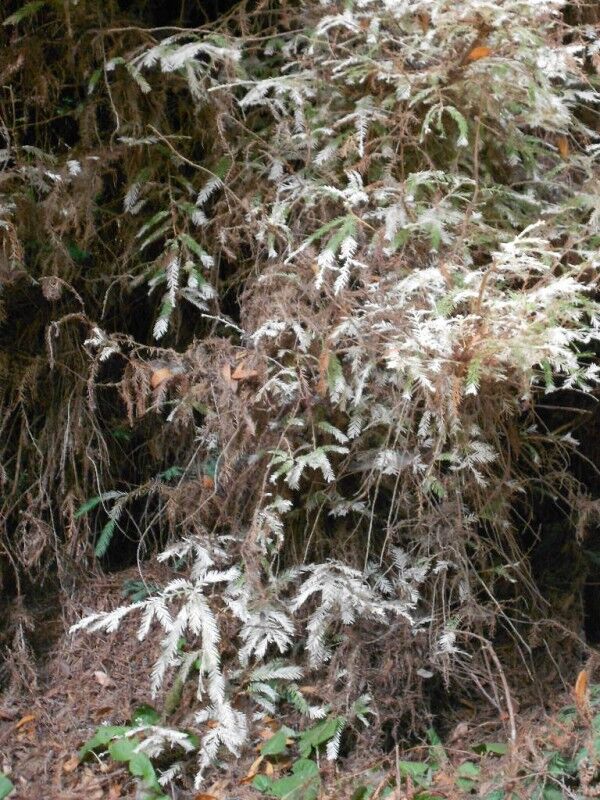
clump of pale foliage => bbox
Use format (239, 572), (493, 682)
(1, 0), (599, 789)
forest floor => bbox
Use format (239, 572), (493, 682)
(1, 566), (599, 800)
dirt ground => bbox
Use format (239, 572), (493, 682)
(0, 566), (181, 799)
(1, 564), (336, 799)
(0, 565), (596, 800)
(1, 579), (130, 797)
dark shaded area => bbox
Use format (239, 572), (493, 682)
(0, 0), (242, 621)
(530, 388), (600, 645)
(574, 403), (600, 644)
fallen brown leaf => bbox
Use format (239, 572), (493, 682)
(220, 363), (238, 391)
(240, 754), (263, 785)
(467, 45), (492, 61)
(15, 714), (35, 729)
(557, 135), (570, 160)
(417, 12), (430, 33)
(575, 669), (588, 705)
(63, 754), (79, 773)
(150, 367), (173, 389)
(231, 361), (258, 381)
(201, 474), (215, 490)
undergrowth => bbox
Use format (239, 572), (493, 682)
(1, 0), (600, 793)
(78, 678), (600, 799)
